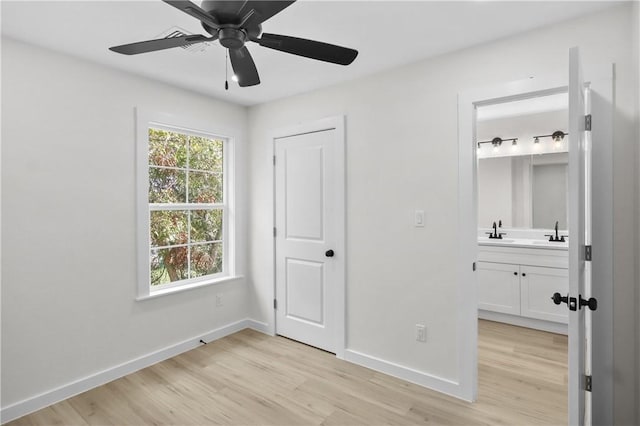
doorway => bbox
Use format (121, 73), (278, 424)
(457, 53), (614, 425)
(475, 93), (571, 423)
(272, 116), (346, 357)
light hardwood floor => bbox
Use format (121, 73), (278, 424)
(8, 320), (567, 425)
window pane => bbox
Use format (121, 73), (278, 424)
(189, 171), (222, 203)
(150, 210), (188, 247)
(149, 167), (186, 203)
(190, 209), (223, 243)
(190, 136), (223, 172)
(149, 128), (187, 168)
(151, 247), (189, 286)
(190, 243), (223, 278)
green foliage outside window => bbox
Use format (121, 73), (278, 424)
(148, 128), (225, 286)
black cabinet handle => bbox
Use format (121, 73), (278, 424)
(513, 272), (518, 276)
(521, 273), (526, 277)
(325, 249), (334, 257)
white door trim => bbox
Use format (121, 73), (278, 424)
(457, 64), (612, 419)
(269, 116), (346, 359)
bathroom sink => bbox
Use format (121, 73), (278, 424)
(478, 238), (516, 244)
(532, 240), (567, 246)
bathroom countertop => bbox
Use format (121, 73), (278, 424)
(477, 237), (568, 250)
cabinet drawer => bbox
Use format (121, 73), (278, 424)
(477, 262), (520, 315)
(520, 265), (568, 323)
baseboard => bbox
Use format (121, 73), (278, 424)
(1, 318), (252, 424)
(478, 311), (568, 335)
(343, 349), (464, 400)
(245, 319), (271, 335)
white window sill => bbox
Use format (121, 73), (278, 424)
(136, 275), (243, 301)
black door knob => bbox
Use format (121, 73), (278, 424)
(325, 249), (334, 257)
(551, 292), (568, 305)
(579, 295), (598, 311)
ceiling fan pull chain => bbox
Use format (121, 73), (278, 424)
(224, 49), (229, 90)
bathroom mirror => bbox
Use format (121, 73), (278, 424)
(476, 94), (569, 230)
(477, 153), (568, 230)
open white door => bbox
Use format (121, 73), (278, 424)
(568, 46), (591, 426)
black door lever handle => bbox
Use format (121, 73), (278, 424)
(325, 249), (334, 257)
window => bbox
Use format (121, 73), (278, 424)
(136, 111), (236, 298)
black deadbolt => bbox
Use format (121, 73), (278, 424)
(325, 249), (334, 257)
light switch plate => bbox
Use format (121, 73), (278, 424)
(414, 210), (425, 227)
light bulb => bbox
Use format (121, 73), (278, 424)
(231, 74), (239, 82)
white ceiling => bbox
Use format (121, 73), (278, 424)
(1, 1), (621, 106)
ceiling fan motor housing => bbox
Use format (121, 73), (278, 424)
(218, 28), (246, 49)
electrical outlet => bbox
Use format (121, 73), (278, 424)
(216, 293), (223, 307)
(416, 324), (426, 342)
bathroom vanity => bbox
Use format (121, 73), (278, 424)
(477, 235), (568, 334)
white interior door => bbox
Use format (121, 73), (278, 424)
(568, 46), (590, 426)
(274, 120), (345, 354)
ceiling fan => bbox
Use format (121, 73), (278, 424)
(109, 0), (359, 87)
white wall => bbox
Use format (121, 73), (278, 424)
(247, 4), (638, 423)
(1, 38), (250, 410)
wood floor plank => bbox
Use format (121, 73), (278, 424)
(7, 320), (567, 425)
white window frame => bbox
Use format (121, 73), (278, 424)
(135, 109), (238, 300)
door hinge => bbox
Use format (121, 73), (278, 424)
(472, 262), (476, 272)
(585, 114), (592, 131)
(273, 227), (277, 237)
(585, 374), (592, 392)
(273, 155), (276, 166)
(273, 299), (277, 310)
(585, 245), (592, 261)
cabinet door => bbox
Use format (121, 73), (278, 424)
(520, 265), (568, 323)
(477, 261), (520, 315)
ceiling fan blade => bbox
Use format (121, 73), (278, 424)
(239, 1), (296, 24)
(255, 33), (358, 65)
(109, 35), (215, 55)
(162, 0), (220, 30)
(229, 47), (260, 87)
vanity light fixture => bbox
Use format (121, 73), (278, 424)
(476, 136), (517, 152)
(532, 130), (568, 146)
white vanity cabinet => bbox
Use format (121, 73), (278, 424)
(520, 265), (568, 323)
(477, 243), (569, 334)
(477, 262), (520, 315)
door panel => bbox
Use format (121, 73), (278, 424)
(477, 261), (520, 315)
(285, 145), (324, 240)
(568, 46), (588, 425)
(275, 125), (343, 353)
(285, 258), (324, 324)
(520, 265), (568, 323)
